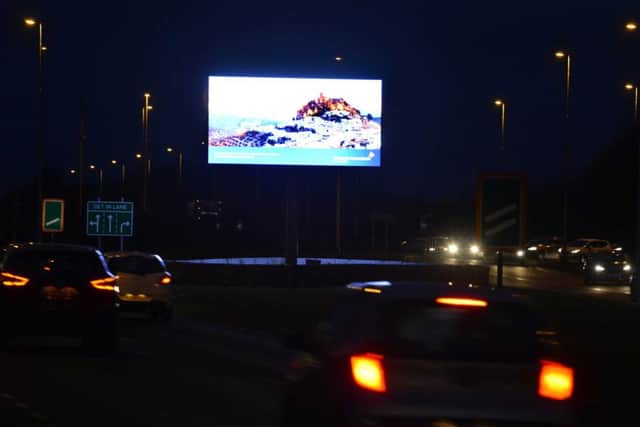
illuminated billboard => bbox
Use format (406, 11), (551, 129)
(208, 76), (382, 167)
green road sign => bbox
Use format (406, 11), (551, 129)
(476, 174), (526, 249)
(42, 199), (64, 233)
(86, 201), (134, 237)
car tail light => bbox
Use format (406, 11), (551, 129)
(350, 353), (386, 393)
(90, 276), (119, 292)
(435, 297), (488, 307)
(1, 272), (30, 287)
(158, 274), (172, 285)
(539, 360), (574, 400)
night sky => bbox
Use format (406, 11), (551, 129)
(1, 1), (639, 201)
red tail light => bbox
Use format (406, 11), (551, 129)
(159, 274), (172, 285)
(1, 272), (30, 287)
(90, 276), (118, 292)
(350, 353), (386, 393)
(538, 360), (574, 400)
(436, 297), (488, 307)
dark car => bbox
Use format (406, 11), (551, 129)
(582, 251), (633, 285)
(282, 281), (574, 427)
(524, 237), (563, 263)
(0, 243), (119, 351)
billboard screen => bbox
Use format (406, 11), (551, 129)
(208, 76), (382, 167)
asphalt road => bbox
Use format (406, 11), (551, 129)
(0, 315), (286, 427)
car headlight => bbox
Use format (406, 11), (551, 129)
(448, 244), (459, 254)
(428, 247), (436, 252)
(516, 250), (525, 257)
(470, 245), (480, 255)
(624, 264), (632, 272)
(527, 246), (538, 251)
(594, 264), (605, 272)
(571, 249), (580, 254)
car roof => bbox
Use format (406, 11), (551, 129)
(6, 242), (99, 254)
(345, 280), (516, 304)
(104, 251), (161, 259)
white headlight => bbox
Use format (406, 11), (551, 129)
(428, 247), (436, 252)
(470, 245), (480, 254)
(558, 248), (563, 253)
(571, 249), (580, 254)
(594, 265), (605, 272)
(527, 246), (538, 251)
(516, 250), (525, 257)
(448, 244), (459, 254)
(624, 264), (632, 272)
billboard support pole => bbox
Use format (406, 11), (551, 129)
(119, 196), (124, 252)
(336, 169), (342, 257)
(285, 176), (298, 271)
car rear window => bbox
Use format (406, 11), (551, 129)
(3, 249), (107, 277)
(108, 255), (165, 275)
(381, 301), (540, 361)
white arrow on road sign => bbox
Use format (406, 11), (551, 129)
(45, 218), (60, 227)
(120, 221), (130, 233)
(89, 214), (101, 233)
(107, 215), (113, 232)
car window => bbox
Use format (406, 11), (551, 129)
(3, 249), (107, 277)
(109, 255), (165, 275)
(589, 241), (608, 248)
(381, 301), (539, 361)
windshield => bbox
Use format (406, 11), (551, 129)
(108, 255), (165, 275)
(3, 249), (107, 277)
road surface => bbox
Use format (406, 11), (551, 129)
(0, 316), (285, 427)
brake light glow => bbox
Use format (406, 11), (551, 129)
(1, 272), (30, 287)
(538, 360), (574, 400)
(90, 276), (118, 291)
(435, 297), (488, 307)
(159, 275), (172, 285)
(350, 353), (386, 393)
(363, 287), (381, 294)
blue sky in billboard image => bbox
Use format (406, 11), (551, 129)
(208, 76), (382, 152)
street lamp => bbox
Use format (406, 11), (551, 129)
(142, 93), (152, 212)
(625, 83), (639, 122)
(165, 147), (183, 187)
(554, 49), (572, 261)
(110, 160), (126, 196)
(493, 99), (506, 163)
(626, 21), (638, 32)
(24, 16), (45, 241)
(87, 164), (104, 198)
(69, 169), (77, 175)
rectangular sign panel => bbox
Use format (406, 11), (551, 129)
(42, 199), (64, 233)
(208, 76), (382, 167)
(476, 174), (526, 249)
(86, 201), (134, 237)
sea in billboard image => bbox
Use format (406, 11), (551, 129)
(208, 76), (382, 167)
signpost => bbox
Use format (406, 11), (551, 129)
(42, 198), (64, 233)
(476, 174), (526, 287)
(86, 201), (134, 245)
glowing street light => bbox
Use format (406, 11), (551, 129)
(553, 49), (572, 261)
(625, 83), (639, 122)
(135, 153), (143, 159)
(89, 164), (96, 170)
(24, 16), (45, 241)
(166, 147), (174, 153)
(493, 99), (506, 161)
(69, 169), (77, 175)
(335, 56), (343, 62)
(626, 21), (638, 32)
(111, 159), (118, 165)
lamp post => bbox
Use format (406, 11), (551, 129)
(493, 99), (506, 164)
(554, 50), (572, 261)
(24, 17), (46, 241)
(111, 160), (126, 197)
(88, 164), (103, 198)
(142, 94), (152, 212)
(625, 83), (639, 122)
(625, 21), (640, 302)
(165, 147), (183, 188)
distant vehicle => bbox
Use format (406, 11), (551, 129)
(419, 236), (483, 259)
(525, 237), (562, 262)
(282, 281), (574, 427)
(582, 251), (633, 285)
(106, 252), (173, 320)
(566, 238), (613, 262)
(0, 243), (118, 351)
